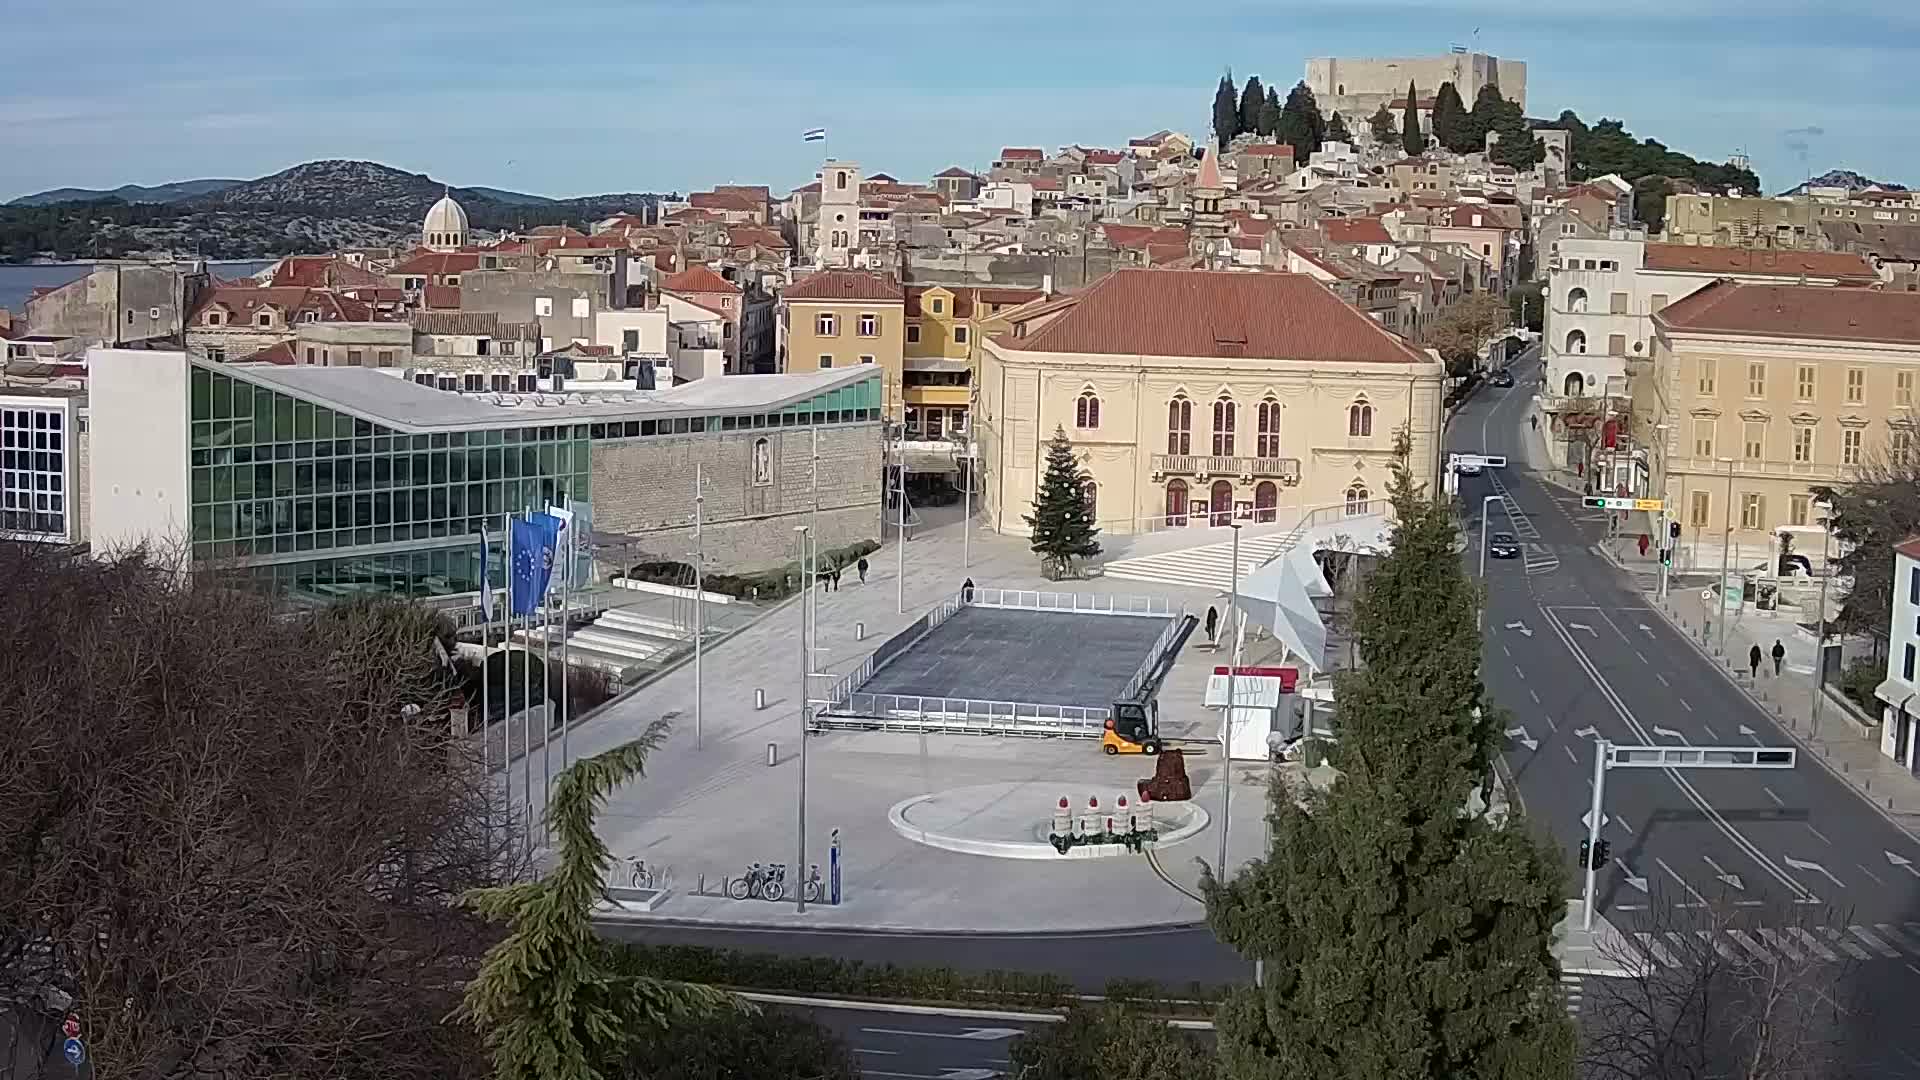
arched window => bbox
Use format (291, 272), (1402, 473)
(1167, 395), (1192, 455)
(1564, 372), (1586, 396)
(1165, 479), (1189, 526)
(1348, 400), (1373, 437)
(1566, 329), (1587, 355)
(1345, 482), (1371, 517)
(1254, 481), (1278, 523)
(1075, 390), (1101, 430)
(1212, 396), (1237, 456)
(1566, 287), (1588, 313)
(1082, 479), (1098, 525)
(1256, 397), (1281, 457)
(1210, 480), (1234, 527)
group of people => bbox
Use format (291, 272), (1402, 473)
(813, 556), (871, 592)
(1748, 639), (1788, 679)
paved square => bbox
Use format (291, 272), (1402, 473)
(856, 606), (1173, 709)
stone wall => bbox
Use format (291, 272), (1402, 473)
(591, 422), (883, 572)
(904, 248), (1120, 290)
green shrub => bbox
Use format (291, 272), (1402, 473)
(622, 539), (881, 603)
(1009, 1003), (1214, 1080)
(1838, 657), (1884, 716)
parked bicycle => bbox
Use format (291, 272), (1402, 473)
(758, 863), (790, 902)
(801, 863), (824, 904)
(728, 862), (769, 901)
(625, 857), (656, 891)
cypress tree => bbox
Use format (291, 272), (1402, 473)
(1213, 73), (1240, 149)
(1367, 104), (1398, 145)
(1401, 80), (1424, 156)
(1275, 81), (1327, 158)
(1203, 436), (1576, 1080)
(1024, 427), (1101, 580)
(1464, 82), (1508, 151)
(1325, 110), (1352, 146)
(1238, 75), (1266, 142)
(1432, 81), (1469, 152)
(1259, 85), (1282, 137)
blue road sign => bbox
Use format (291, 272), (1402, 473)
(63, 1037), (85, 1066)
(829, 827), (842, 905)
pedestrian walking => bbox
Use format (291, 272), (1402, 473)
(1771, 639), (1786, 676)
(962, 577), (975, 604)
(1530, 414), (1539, 432)
(857, 556), (869, 584)
(1748, 644), (1763, 679)
(1205, 605), (1219, 646)
(1637, 533), (1650, 558)
(831, 568), (842, 591)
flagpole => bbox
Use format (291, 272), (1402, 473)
(479, 528), (491, 823)
(560, 508), (571, 780)
(694, 464), (706, 751)
(518, 511), (533, 854)
(540, 511), (553, 845)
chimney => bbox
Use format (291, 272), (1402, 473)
(1042, 272), (1054, 296)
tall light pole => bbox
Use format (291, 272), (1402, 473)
(1812, 500), (1835, 734)
(1478, 494), (1505, 632)
(1218, 522), (1242, 875)
(692, 464), (706, 750)
(1581, 739), (1609, 930)
(896, 440), (907, 614)
(794, 524), (812, 914)
(1718, 456), (1736, 655)
(962, 430), (973, 572)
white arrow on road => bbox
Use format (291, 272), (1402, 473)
(1782, 856), (1846, 891)
(1505, 621), (1534, 638)
(1702, 855), (1746, 891)
(861, 1028), (1026, 1042)
(1653, 726), (1685, 740)
(1615, 858), (1649, 893)
(866, 1070), (1005, 1080)
(1567, 621), (1598, 636)
(1637, 623), (1657, 639)
(1504, 726), (1539, 751)
(1580, 809), (1612, 830)
(1738, 724), (1761, 744)
(1887, 852), (1920, 878)
(1573, 726), (1598, 739)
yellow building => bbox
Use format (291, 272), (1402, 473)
(902, 284), (1046, 439)
(779, 270), (906, 418)
(977, 268), (1446, 536)
(1637, 281), (1920, 569)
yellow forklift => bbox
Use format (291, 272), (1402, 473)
(1101, 698), (1163, 755)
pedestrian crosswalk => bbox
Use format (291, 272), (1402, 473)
(1560, 973), (1586, 1017)
(1611, 922), (1920, 970)
(1486, 468), (1558, 575)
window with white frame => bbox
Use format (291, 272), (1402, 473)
(535, 297), (554, 317)
(1076, 390), (1101, 429)
(571, 297), (590, 319)
(0, 405), (68, 539)
(816, 313), (838, 336)
(1167, 395), (1192, 454)
(858, 313), (878, 336)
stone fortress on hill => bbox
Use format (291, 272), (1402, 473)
(1305, 51), (1527, 121)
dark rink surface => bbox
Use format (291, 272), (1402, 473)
(856, 605), (1173, 709)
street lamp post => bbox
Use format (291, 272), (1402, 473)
(794, 525), (812, 914)
(1718, 457), (1736, 655)
(1478, 494), (1505, 632)
(1812, 501), (1835, 734)
(692, 464), (706, 750)
(1218, 522), (1242, 875)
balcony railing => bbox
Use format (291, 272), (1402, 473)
(1151, 453), (1301, 482)
(1667, 456), (1849, 482)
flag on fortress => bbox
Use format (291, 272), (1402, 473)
(803, 127), (827, 142)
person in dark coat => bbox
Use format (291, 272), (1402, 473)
(1205, 605), (1219, 646)
(1771, 639), (1786, 676)
(857, 556), (869, 583)
(962, 577), (975, 603)
(1748, 644), (1763, 679)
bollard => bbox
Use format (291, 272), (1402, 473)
(856, 621), (866, 641)
(767, 742), (777, 767)
(755, 687), (766, 710)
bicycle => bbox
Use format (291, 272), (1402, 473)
(801, 863), (824, 904)
(625, 857), (657, 891)
(727, 862), (767, 901)
(759, 862), (789, 902)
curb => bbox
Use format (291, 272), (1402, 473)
(1639, 587), (1920, 845)
(733, 990), (1219, 1030)
(592, 914), (1217, 939)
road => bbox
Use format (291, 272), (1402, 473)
(1454, 345), (1920, 1075)
(794, 1003), (1043, 1079)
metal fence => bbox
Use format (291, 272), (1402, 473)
(966, 588), (1174, 618)
(815, 591), (965, 713)
(815, 693), (1111, 738)
(1118, 611), (1194, 704)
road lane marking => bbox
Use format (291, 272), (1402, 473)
(1782, 856), (1845, 891)
(861, 1027), (1026, 1042)
(1883, 924), (1920, 953)
(1696, 930), (1746, 963)
(1515, 666), (1526, 680)
(1656, 673), (1670, 686)
(1564, 745), (1578, 763)
(1529, 688), (1540, 703)
(855, 1049), (902, 1056)
(1701, 724), (1718, 740)
(1633, 932), (1679, 967)
(1757, 928), (1808, 962)
(1634, 650), (1649, 663)
(1787, 927), (1838, 962)
(1821, 927), (1872, 960)
(1679, 698), (1693, 711)
(1541, 606), (1817, 903)
(1727, 930), (1775, 962)
(1763, 786), (1785, 806)
(1654, 857), (1709, 908)
(1804, 823), (1831, 846)
(1850, 926), (1902, 958)
(1545, 715), (1558, 731)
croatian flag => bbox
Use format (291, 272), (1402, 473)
(803, 127), (827, 143)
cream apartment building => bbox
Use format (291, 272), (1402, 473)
(976, 269), (1445, 536)
(777, 269), (906, 418)
(1637, 282), (1920, 570)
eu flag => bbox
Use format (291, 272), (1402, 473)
(509, 515), (561, 615)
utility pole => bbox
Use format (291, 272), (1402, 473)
(1219, 522), (1242, 875)
(896, 439), (907, 614)
(795, 524), (812, 914)
(692, 464), (706, 750)
(1812, 502), (1834, 734)
(1718, 457), (1736, 655)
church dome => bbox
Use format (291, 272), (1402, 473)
(422, 193), (469, 251)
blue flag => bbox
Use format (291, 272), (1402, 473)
(476, 528), (495, 621)
(509, 515), (561, 615)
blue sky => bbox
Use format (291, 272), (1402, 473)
(3, 0), (1916, 201)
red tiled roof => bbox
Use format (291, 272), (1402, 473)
(1324, 218), (1393, 246)
(1654, 280), (1920, 345)
(529, 225), (585, 238)
(1239, 143), (1295, 158)
(1085, 150), (1124, 165)
(423, 285), (461, 310)
(783, 269), (904, 302)
(1100, 223), (1190, 251)
(690, 190), (763, 212)
(1229, 235), (1264, 250)
(790, 181), (822, 194)
(999, 269), (1427, 364)
(713, 184), (772, 199)
(998, 148), (1043, 161)
(1894, 537), (1920, 561)
(250, 341), (299, 365)
(1031, 177), (1062, 191)
(390, 250), (483, 276)
(724, 226), (790, 251)
(269, 255), (387, 289)
(1640, 243), (1878, 281)
(190, 286), (376, 324)
(662, 264), (741, 295)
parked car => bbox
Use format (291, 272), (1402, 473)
(1488, 532), (1521, 559)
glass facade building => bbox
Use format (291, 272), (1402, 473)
(186, 361), (881, 602)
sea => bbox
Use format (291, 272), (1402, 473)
(0, 260), (275, 315)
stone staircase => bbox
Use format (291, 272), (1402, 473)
(512, 606), (695, 681)
(1102, 523), (1307, 593)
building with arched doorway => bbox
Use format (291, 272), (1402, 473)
(976, 268), (1445, 537)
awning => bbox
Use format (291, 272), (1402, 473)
(1872, 676), (1914, 712)
(904, 357), (971, 374)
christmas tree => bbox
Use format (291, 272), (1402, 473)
(1024, 427), (1102, 579)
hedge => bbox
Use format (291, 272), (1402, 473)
(623, 539), (882, 603)
(609, 942), (1230, 1017)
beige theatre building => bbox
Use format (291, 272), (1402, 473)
(976, 269), (1445, 536)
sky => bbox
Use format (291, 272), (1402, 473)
(3, 0), (1918, 202)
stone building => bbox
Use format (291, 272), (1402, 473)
(976, 269), (1445, 537)
(777, 270), (906, 416)
(24, 261), (208, 349)
(1305, 52), (1527, 121)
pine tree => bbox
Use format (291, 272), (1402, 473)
(1463, 82), (1508, 152)
(1367, 104), (1398, 145)
(1259, 85), (1282, 137)
(1325, 110), (1352, 146)
(1213, 73), (1240, 150)
(1274, 81), (1326, 158)
(1238, 75), (1266, 142)
(1431, 81), (1469, 153)
(1024, 427), (1101, 580)
(1203, 435), (1576, 1080)
(460, 719), (734, 1080)
(1401, 80), (1424, 156)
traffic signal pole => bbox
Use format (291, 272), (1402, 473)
(1581, 739), (1610, 930)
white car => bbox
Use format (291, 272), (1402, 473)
(1457, 461), (1483, 477)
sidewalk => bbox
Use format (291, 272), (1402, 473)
(1592, 541), (1920, 840)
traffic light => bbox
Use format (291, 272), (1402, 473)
(1594, 839), (1611, 869)
(1578, 838), (1591, 869)
(1669, 521), (1682, 540)
(1582, 497), (1607, 509)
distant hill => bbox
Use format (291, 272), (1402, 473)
(0, 160), (665, 263)
(1776, 169), (1910, 196)
(9, 179), (243, 207)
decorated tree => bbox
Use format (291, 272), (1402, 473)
(1025, 427), (1102, 579)
(1203, 435), (1576, 1080)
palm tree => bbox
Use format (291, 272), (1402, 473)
(459, 715), (732, 1080)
